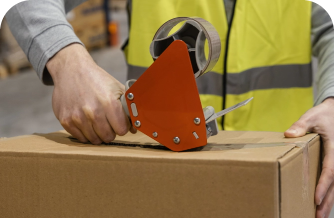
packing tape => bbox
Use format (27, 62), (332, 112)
(150, 17), (221, 78)
(295, 142), (310, 201)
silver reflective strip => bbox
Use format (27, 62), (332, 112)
(127, 63), (312, 95)
(228, 64), (313, 95)
(127, 65), (222, 95)
(196, 71), (223, 95)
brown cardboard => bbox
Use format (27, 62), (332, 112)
(67, 0), (107, 50)
(0, 130), (320, 218)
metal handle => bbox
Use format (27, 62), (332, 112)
(120, 79), (137, 119)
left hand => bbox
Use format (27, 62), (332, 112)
(284, 97), (334, 218)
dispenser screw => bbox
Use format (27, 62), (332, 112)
(127, 93), (134, 100)
(173, 137), (180, 144)
(134, 120), (141, 128)
(153, 132), (158, 138)
(194, 117), (201, 125)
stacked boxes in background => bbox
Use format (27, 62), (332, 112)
(0, 0), (111, 80)
(109, 0), (127, 11)
(67, 0), (108, 51)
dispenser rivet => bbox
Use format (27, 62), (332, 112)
(194, 117), (201, 125)
(134, 120), (141, 128)
(127, 93), (134, 100)
(173, 137), (180, 144)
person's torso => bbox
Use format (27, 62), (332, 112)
(124, 0), (313, 132)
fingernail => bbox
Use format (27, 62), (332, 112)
(317, 196), (323, 205)
(287, 129), (297, 134)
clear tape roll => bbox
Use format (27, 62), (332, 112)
(150, 17), (221, 78)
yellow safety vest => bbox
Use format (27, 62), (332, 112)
(123, 0), (313, 132)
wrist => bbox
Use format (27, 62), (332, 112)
(323, 97), (334, 106)
(46, 43), (90, 84)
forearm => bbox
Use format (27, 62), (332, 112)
(312, 3), (334, 105)
(5, 0), (86, 85)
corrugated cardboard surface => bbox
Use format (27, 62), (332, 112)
(0, 131), (320, 218)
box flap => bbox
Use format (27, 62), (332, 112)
(0, 130), (318, 162)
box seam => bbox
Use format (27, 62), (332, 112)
(277, 134), (319, 218)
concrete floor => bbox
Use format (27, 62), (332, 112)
(0, 9), (333, 217)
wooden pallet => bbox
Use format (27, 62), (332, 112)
(3, 49), (31, 75)
(0, 19), (31, 76)
(0, 63), (8, 79)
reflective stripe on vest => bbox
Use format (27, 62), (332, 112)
(124, 0), (313, 132)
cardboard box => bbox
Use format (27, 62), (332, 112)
(67, 0), (107, 50)
(67, 7), (105, 31)
(67, 0), (105, 30)
(0, 130), (320, 218)
(109, 0), (127, 10)
(72, 17), (107, 50)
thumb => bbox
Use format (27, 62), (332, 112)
(284, 118), (311, 138)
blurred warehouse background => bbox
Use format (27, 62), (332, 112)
(0, 1), (334, 216)
(0, 0), (129, 138)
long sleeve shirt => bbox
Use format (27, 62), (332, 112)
(5, 0), (334, 105)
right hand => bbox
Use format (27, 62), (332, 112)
(46, 43), (136, 144)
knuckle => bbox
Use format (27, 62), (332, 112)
(295, 120), (308, 129)
(100, 96), (111, 107)
(316, 210), (324, 218)
(109, 98), (123, 111)
(77, 137), (88, 143)
(71, 112), (84, 125)
(103, 133), (116, 143)
(60, 117), (72, 128)
(93, 112), (105, 123)
(110, 97), (119, 106)
(323, 167), (334, 180)
(116, 125), (128, 136)
(82, 105), (97, 121)
(90, 138), (102, 145)
(313, 125), (322, 133)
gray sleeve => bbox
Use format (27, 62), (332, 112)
(5, 0), (87, 85)
(312, 3), (334, 105)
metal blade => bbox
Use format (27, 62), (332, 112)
(205, 97), (254, 124)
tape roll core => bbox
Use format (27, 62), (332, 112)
(150, 17), (221, 78)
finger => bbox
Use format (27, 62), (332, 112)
(72, 113), (103, 145)
(106, 99), (131, 136)
(92, 115), (116, 143)
(284, 112), (313, 138)
(316, 181), (334, 218)
(60, 118), (88, 143)
(130, 125), (137, 134)
(315, 149), (334, 205)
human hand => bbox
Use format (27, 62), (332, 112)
(47, 43), (136, 145)
(284, 97), (334, 218)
